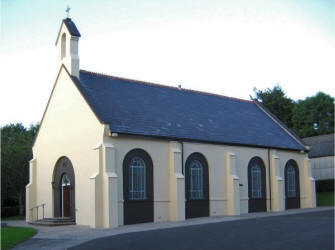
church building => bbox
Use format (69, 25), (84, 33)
(26, 18), (316, 228)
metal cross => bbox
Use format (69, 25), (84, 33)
(66, 5), (71, 18)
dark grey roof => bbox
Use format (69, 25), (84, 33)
(63, 18), (81, 37)
(72, 70), (305, 151)
(303, 134), (334, 158)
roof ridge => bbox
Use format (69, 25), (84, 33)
(79, 69), (252, 103)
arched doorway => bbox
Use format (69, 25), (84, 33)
(185, 153), (209, 219)
(248, 157), (266, 212)
(123, 149), (154, 225)
(285, 160), (300, 209)
(52, 157), (75, 219)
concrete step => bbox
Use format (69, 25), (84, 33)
(28, 217), (75, 226)
(42, 217), (74, 222)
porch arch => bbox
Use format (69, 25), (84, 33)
(52, 156), (76, 219)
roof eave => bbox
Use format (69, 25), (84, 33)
(108, 127), (305, 152)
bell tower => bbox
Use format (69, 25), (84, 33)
(55, 17), (81, 78)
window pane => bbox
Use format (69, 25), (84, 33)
(190, 160), (204, 200)
(251, 164), (262, 198)
(61, 174), (70, 186)
(129, 157), (146, 200)
(287, 166), (296, 198)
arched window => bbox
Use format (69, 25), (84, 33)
(251, 164), (262, 198)
(123, 149), (154, 224)
(129, 157), (146, 200)
(285, 160), (300, 209)
(189, 159), (204, 200)
(248, 156), (266, 212)
(185, 152), (209, 219)
(61, 33), (66, 59)
(286, 166), (296, 198)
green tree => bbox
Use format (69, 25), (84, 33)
(253, 85), (295, 128)
(292, 92), (334, 137)
(1, 123), (39, 215)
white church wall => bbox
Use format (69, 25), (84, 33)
(30, 67), (104, 227)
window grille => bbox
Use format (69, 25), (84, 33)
(251, 164), (262, 198)
(190, 160), (204, 200)
(287, 166), (296, 198)
(129, 157), (146, 200)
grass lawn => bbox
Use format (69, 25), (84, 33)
(317, 192), (334, 206)
(1, 226), (37, 250)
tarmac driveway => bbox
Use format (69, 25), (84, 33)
(10, 207), (333, 250)
(70, 210), (334, 250)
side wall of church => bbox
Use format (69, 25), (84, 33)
(104, 135), (315, 227)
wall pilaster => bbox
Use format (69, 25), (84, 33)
(26, 158), (37, 221)
(103, 143), (119, 228)
(225, 152), (240, 215)
(168, 142), (185, 221)
(270, 153), (285, 211)
(303, 158), (316, 208)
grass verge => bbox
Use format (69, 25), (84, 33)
(1, 226), (37, 250)
(317, 192), (334, 206)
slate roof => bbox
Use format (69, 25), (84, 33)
(73, 70), (305, 151)
(303, 134), (334, 158)
(63, 18), (81, 37)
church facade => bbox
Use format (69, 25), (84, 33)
(26, 18), (316, 228)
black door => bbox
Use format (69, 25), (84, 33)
(185, 153), (209, 219)
(123, 149), (154, 225)
(248, 157), (267, 212)
(285, 160), (300, 209)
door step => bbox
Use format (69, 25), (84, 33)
(28, 217), (75, 226)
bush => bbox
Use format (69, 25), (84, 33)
(1, 206), (20, 218)
(316, 179), (334, 192)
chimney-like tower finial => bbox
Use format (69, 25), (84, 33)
(55, 18), (81, 78)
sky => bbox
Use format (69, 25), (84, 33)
(0, 0), (334, 127)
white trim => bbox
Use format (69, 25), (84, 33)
(93, 143), (102, 150)
(175, 173), (184, 179)
(90, 172), (99, 179)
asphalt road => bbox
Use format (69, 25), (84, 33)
(71, 210), (334, 250)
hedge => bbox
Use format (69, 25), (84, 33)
(1, 206), (20, 218)
(316, 179), (334, 192)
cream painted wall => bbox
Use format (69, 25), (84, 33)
(275, 150), (312, 208)
(104, 136), (171, 225)
(28, 67), (104, 227)
(103, 135), (314, 226)
(183, 143), (271, 215)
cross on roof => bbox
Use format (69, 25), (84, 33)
(66, 5), (71, 18)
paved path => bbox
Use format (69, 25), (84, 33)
(6, 207), (333, 250)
